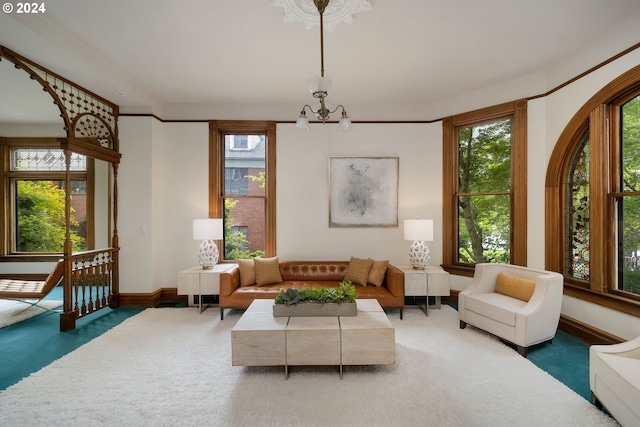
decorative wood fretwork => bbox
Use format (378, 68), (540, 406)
(0, 45), (119, 156)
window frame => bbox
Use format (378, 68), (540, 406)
(442, 100), (528, 276)
(0, 137), (95, 260)
(546, 64), (640, 317)
(208, 121), (276, 259)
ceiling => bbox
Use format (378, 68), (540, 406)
(1, 0), (640, 124)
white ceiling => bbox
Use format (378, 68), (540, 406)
(1, 0), (640, 123)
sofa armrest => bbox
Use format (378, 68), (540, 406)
(220, 265), (240, 297)
(385, 264), (404, 298)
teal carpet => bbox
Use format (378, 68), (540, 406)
(1, 294), (591, 403)
(0, 286), (144, 390)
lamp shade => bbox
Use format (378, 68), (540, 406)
(193, 218), (223, 241)
(404, 219), (434, 242)
(307, 76), (332, 93)
(338, 114), (352, 131)
(295, 113), (311, 131)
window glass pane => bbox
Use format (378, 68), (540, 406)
(457, 194), (510, 264)
(12, 148), (86, 171)
(15, 179), (86, 252)
(620, 94), (640, 193)
(224, 135), (265, 197)
(223, 197), (265, 259)
(619, 197), (640, 295)
(458, 119), (511, 193)
(225, 167), (248, 195)
(566, 132), (590, 281)
(618, 94), (640, 295)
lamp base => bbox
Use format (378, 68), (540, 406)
(409, 240), (431, 270)
(198, 240), (219, 269)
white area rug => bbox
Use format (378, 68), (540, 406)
(0, 306), (618, 427)
(0, 299), (62, 328)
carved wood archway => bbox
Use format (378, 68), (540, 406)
(0, 45), (121, 331)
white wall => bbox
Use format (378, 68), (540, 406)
(276, 122), (442, 265)
(117, 45), (640, 340)
(118, 116), (155, 293)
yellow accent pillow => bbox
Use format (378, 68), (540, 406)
(254, 257), (283, 286)
(237, 258), (255, 286)
(344, 257), (373, 286)
(368, 260), (388, 287)
(495, 272), (536, 302)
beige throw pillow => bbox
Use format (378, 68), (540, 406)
(368, 260), (388, 287)
(344, 256), (373, 286)
(494, 272), (536, 302)
(237, 258), (256, 286)
(254, 256), (283, 286)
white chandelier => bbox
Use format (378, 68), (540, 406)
(295, 0), (352, 131)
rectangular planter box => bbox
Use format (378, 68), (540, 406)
(273, 301), (357, 317)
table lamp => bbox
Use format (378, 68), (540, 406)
(404, 219), (434, 270)
(193, 218), (223, 269)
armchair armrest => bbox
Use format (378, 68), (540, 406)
(460, 263), (501, 296)
(219, 265), (240, 297)
(515, 272), (564, 344)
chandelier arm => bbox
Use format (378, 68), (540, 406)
(328, 104), (347, 114)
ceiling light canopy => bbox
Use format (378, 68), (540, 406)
(294, 0), (352, 131)
(272, 0), (371, 32)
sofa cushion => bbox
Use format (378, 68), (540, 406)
(344, 257), (373, 286)
(237, 258), (256, 286)
(495, 272), (535, 302)
(254, 257), (283, 286)
(368, 260), (388, 287)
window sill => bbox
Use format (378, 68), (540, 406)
(441, 264), (475, 278)
(0, 254), (63, 262)
(564, 285), (640, 319)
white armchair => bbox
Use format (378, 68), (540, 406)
(590, 336), (640, 427)
(458, 263), (564, 357)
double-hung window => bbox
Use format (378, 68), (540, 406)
(443, 101), (528, 275)
(209, 121), (276, 261)
(2, 138), (91, 256)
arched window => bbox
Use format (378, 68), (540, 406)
(566, 130), (590, 282)
(546, 65), (640, 317)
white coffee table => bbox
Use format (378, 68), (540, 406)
(231, 299), (395, 378)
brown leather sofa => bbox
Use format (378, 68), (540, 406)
(219, 261), (405, 320)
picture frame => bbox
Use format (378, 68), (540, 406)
(329, 157), (399, 227)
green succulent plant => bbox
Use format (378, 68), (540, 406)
(274, 281), (358, 305)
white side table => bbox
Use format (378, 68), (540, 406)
(177, 264), (235, 313)
(398, 265), (451, 316)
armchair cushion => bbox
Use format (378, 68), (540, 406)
(495, 272), (535, 302)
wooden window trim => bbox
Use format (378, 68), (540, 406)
(442, 100), (527, 276)
(545, 64), (640, 318)
(208, 120), (276, 258)
(0, 137), (95, 260)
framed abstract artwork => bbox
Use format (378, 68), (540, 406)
(329, 157), (399, 227)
